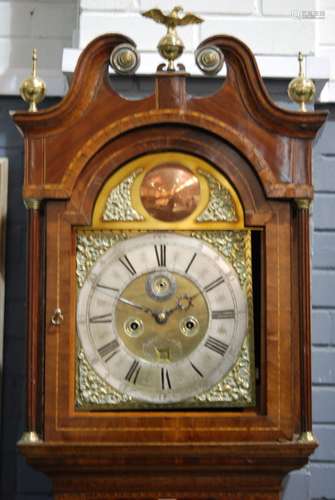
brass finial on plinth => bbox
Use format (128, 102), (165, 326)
(288, 52), (316, 112)
(142, 6), (203, 71)
(20, 48), (46, 112)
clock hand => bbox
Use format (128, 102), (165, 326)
(117, 296), (171, 325)
(117, 293), (200, 325)
(162, 293), (197, 319)
(117, 296), (154, 316)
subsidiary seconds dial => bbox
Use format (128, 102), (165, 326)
(77, 233), (248, 404)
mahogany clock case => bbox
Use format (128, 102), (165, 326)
(13, 33), (327, 498)
(39, 126), (288, 443)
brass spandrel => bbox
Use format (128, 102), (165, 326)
(77, 349), (132, 407)
(191, 230), (249, 288)
(196, 170), (238, 223)
(102, 169), (144, 222)
(76, 231), (129, 288)
(195, 337), (253, 404)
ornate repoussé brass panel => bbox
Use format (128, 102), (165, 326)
(75, 152), (256, 410)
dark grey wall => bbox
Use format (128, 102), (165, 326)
(0, 82), (334, 499)
(0, 97), (56, 500)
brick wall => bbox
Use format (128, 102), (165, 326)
(0, 0), (77, 95)
(0, 1), (332, 95)
(317, 1), (335, 102)
(79, 0), (316, 54)
(309, 106), (335, 499)
(0, 96), (57, 500)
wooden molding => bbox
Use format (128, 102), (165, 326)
(19, 441), (317, 499)
(12, 35), (327, 205)
(199, 35), (328, 138)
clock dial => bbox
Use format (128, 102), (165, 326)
(77, 233), (248, 404)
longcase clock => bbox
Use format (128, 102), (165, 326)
(13, 32), (327, 499)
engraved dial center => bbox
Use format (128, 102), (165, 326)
(115, 271), (209, 364)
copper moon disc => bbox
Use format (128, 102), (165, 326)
(140, 164), (200, 222)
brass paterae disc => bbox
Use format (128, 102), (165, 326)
(195, 46), (224, 75)
(110, 43), (140, 75)
(140, 164), (201, 222)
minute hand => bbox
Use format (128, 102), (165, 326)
(117, 297), (154, 316)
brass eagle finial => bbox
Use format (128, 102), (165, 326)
(142, 6), (203, 71)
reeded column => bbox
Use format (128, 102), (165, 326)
(18, 198), (43, 444)
(296, 199), (315, 441)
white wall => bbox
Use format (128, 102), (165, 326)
(0, 0), (78, 95)
(0, 0), (333, 100)
(317, 0), (335, 101)
(72, 0), (331, 97)
(79, 0), (317, 54)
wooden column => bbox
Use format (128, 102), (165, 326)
(19, 199), (43, 443)
(296, 199), (313, 435)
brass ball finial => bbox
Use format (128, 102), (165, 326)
(288, 52), (316, 112)
(20, 48), (46, 112)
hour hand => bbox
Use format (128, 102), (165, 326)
(163, 294), (195, 318)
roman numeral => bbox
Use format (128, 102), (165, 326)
(190, 361), (204, 378)
(204, 276), (225, 293)
(212, 309), (235, 320)
(161, 367), (172, 390)
(154, 244), (166, 267)
(89, 313), (113, 323)
(185, 253), (197, 274)
(97, 339), (119, 362)
(125, 360), (141, 384)
(119, 255), (136, 276)
(205, 336), (229, 357)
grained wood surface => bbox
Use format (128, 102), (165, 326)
(20, 441), (315, 499)
(26, 207), (42, 433)
(296, 205), (313, 431)
(13, 35), (327, 202)
(12, 32), (327, 499)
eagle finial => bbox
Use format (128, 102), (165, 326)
(142, 6), (203, 71)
